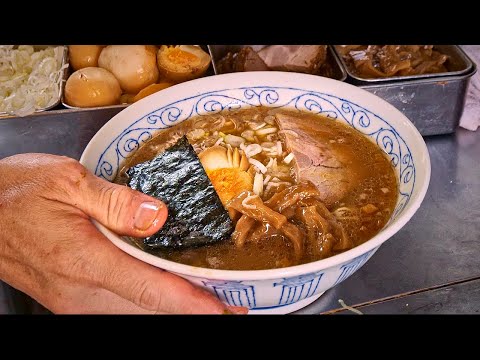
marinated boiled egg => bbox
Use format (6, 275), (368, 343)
(156, 45), (211, 83)
(64, 67), (121, 107)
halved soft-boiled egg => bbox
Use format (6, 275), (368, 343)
(198, 146), (252, 207)
(157, 45), (211, 83)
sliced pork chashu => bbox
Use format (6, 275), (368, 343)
(257, 45), (327, 73)
(275, 112), (361, 208)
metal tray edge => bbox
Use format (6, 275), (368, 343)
(333, 45), (475, 84)
(357, 60), (477, 90)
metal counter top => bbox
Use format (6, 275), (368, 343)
(0, 108), (479, 314)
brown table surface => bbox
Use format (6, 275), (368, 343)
(0, 107), (479, 314)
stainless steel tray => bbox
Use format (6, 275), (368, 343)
(333, 45), (473, 84)
(61, 45), (214, 110)
(61, 45), (129, 110)
(208, 45), (347, 81)
(3, 45), (476, 137)
(359, 63), (477, 136)
(0, 45), (68, 118)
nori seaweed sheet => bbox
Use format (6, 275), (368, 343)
(126, 136), (234, 249)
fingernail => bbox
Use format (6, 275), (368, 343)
(134, 201), (162, 231)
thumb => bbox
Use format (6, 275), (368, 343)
(72, 169), (168, 237)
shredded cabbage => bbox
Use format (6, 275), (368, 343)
(0, 45), (68, 116)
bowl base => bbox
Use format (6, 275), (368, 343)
(248, 292), (324, 315)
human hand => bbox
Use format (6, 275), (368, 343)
(0, 153), (248, 314)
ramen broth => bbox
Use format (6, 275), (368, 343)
(115, 108), (398, 270)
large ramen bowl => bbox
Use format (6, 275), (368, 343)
(80, 72), (430, 314)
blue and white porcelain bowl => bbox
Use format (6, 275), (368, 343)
(80, 72), (431, 314)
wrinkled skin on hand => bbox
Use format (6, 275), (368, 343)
(0, 154), (248, 314)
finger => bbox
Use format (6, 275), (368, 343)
(58, 286), (248, 315)
(52, 286), (160, 314)
(73, 170), (168, 238)
(82, 223), (248, 314)
(55, 283), (248, 315)
(227, 306), (249, 315)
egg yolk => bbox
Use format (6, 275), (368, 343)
(166, 48), (199, 66)
(206, 168), (253, 207)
